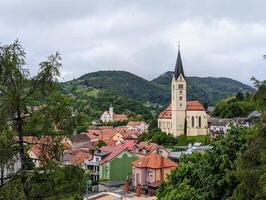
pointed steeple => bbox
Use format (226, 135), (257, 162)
(174, 42), (185, 80)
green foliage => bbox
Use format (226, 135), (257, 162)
(157, 125), (250, 200)
(0, 162), (89, 200)
(138, 128), (178, 148)
(152, 71), (254, 106)
(176, 135), (211, 146)
(213, 95), (255, 118)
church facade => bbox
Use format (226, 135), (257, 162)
(158, 47), (208, 137)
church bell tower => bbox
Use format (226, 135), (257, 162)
(171, 43), (187, 136)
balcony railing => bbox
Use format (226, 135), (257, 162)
(85, 160), (100, 166)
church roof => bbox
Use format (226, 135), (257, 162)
(174, 46), (186, 80)
(158, 101), (205, 119)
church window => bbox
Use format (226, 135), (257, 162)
(199, 116), (202, 128)
(173, 85), (175, 90)
(178, 84), (183, 89)
(179, 96), (182, 100)
(180, 90), (182, 94)
(180, 103), (182, 107)
(192, 116), (195, 128)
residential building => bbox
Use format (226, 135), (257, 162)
(84, 146), (138, 181)
(132, 142), (169, 158)
(132, 153), (176, 190)
(158, 45), (209, 137)
(127, 121), (149, 132)
(100, 106), (127, 122)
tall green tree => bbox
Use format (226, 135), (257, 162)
(0, 41), (77, 198)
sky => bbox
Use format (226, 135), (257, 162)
(0, 0), (266, 84)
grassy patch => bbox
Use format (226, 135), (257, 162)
(176, 135), (211, 146)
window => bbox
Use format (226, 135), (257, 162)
(192, 116), (195, 128)
(199, 116), (202, 128)
(179, 96), (182, 100)
(180, 103), (182, 107)
(173, 85), (175, 90)
(178, 84), (183, 89)
(180, 90), (182, 94)
(148, 170), (153, 177)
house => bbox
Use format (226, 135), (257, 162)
(127, 121), (149, 132)
(84, 146), (138, 181)
(209, 118), (235, 137)
(63, 149), (92, 165)
(132, 142), (169, 158)
(28, 144), (42, 167)
(100, 106), (127, 122)
(68, 133), (91, 149)
(132, 153), (176, 192)
(158, 45), (209, 136)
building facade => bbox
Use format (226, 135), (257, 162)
(158, 46), (209, 137)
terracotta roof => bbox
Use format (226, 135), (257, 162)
(64, 149), (92, 165)
(132, 153), (176, 169)
(159, 103), (172, 119)
(29, 144), (42, 158)
(127, 121), (144, 126)
(159, 101), (205, 119)
(113, 114), (127, 121)
(99, 146), (128, 164)
(186, 101), (205, 111)
(135, 142), (163, 152)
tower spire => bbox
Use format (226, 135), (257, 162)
(174, 42), (185, 80)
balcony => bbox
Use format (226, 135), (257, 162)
(85, 160), (100, 166)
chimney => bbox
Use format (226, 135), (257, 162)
(136, 184), (141, 197)
(124, 176), (129, 193)
(160, 155), (164, 181)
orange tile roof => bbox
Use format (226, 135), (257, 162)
(186, 101), (205, 111)
(132, 153), (176, 169)
(99, 146), (128, 164)
(159, 101), (205, 119)
(64, 149), (92, 165)
(127, 121), (143, 126)
(113, 114), (127, 121)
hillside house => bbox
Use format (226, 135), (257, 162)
(132, 153), (176, 192)
(84, 146), (138, 181)
(100, 106), (127, 122)
(127, 121), (149, 132)
(132, 142), (169, 158)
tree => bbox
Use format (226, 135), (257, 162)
(0, 41), (77, 197)
(0, 131), (14, 186)
(157, 125), (249, 200)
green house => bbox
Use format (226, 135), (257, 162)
(98, 147), (138, 181)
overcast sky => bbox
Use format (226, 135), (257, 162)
(0, 0), (266, 84)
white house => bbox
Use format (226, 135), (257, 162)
(127, 121), (149, 132)
(100, 106), (127, 123)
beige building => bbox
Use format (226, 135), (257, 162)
(158, 46), (208, 137)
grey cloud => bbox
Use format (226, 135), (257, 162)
(0, 0), (266, 84)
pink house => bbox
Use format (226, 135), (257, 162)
(132, 153), (176, 189)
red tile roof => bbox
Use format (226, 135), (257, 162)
(132, 153), (176, 169)
(64, 149), (92, 165)
(113, 114), (127, 121)
(159, 101), (205, 119)
(186, 101), (205, 111)
(99, 146), (128, 164)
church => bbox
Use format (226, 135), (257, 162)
(158, 46), (209, 137)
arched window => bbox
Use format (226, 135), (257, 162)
(192, 116), (195, 128)
(199, 116), (202, 128)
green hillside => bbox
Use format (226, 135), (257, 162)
(152, 71), (254, 105)
(63, 70), (254, 106)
